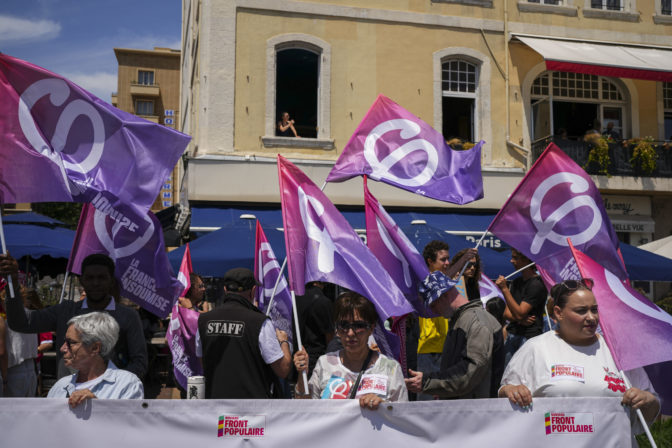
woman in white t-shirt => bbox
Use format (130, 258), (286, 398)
(293, 292), (408, 409)
(499, 279), (659, 424)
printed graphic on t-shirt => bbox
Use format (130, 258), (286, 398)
(550, 364), (585, 383)
(603, 367), (626, 393)
(356, 374), (388, 397)
(206, 320), (245, 337)
(321, 375), (353, 399)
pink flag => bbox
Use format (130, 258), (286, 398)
(363, 178), (432, 317)
(478, 276), (505, 307)
(0, 54), (190, 233)
(68, 204), (181, 318)
(570, 243), (672, 371)
(166, 302), (202, 390)
(489, 143), (627, 284)
(254, 221), (293, 344)
(326, 95), (483, 205)
(177, 244), (193, 297)
(278, 155), (413, 359)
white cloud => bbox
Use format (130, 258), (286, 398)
(62, 71), (117, 103)
(0, 15), (60, 43)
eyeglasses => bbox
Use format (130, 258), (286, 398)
(336, 320), (371, 334)
(64, 338), (82, 352)
(552, 278), (594, 300)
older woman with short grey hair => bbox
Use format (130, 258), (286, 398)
(48, 312), (143, 408)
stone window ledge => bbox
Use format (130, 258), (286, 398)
(261, 136), (335, 150)
(653, 14), (672, 25)
(583, 8), (639, 22)
(517, 2), (578, 16)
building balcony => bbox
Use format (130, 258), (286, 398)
(130, 82), (160, 97)
(139, 115), (159, 123)
(531, 138), (672, 179)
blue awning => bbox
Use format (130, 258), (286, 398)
(4, 212), (65, 226)
(4, 224), (74, 259)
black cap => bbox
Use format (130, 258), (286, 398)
(223, 268), (256, 292)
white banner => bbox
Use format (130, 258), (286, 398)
(0, 397), (632, 447)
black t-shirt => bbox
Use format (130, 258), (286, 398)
(506, 275), (548, 339)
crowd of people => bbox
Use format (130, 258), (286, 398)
(0, 242), (660, 439)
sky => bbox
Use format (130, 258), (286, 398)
(0, 0), (182, 102)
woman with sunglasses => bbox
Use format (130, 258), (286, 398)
(48, 312), (143, 408)
(293, 292), (408, 409)
(499, 279), (659, 425)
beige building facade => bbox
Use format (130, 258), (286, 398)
(181, 0), (672, 293)
(115, 46), (182, 212)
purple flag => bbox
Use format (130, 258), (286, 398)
(278, 156), (413, 359)
(571, 244), (672, 371)
(166, 302), (203, 390)
(254, 221), (293, 345)
(478, 276), (505, 307)
(363, 178), (433, 317)
(68, 204), (182, 318)
(0, 53), (190, 232)
(326, 95), (483, 205)
(489, 143), (628, 284)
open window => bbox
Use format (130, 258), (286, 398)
(275, 48), (319, 138)
(441, 59), (478, 142)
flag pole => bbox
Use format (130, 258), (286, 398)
(620, 370), (658, 448)
(291, 290), (310, 394)
(504, 262), (536, 280)
(265, 257), (287, 317)
(58, 271), (70, 303)
(0, 212), (16, 298)
(454, 230), (493, 280)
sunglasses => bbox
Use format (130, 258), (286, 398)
(336, 320), (371, 334)
(552, 278), (594, 300)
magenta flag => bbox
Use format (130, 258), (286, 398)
(254, 221), (293, 345)
(488, 143), (627, 284)
(570, 243), (672, 371)
(68, 204), (182, 318)
(0, 53), (190, 232)
(326, 95), (483, 205)
(363, 178), (433, 317)
(166, 302), (203, 390)
(478, 276), (505, 307)
(177, 244), (193, 297)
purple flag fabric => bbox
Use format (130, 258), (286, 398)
(571, 244), (672, 371)
(488, 143), (628, 284)
(254, 221), (293, 345)
(0, 53), (190, 232)
(166, 302), (203, 390)
(478, 276), (505, 307)
(68, 204), (182, 318)
(363, 178), (433, 317)
(278, 156), (413, 360)
(326, 95), (483, 205)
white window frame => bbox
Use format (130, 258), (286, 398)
(654, 0), (672, 23)
(431, 0), (493, 6)
(518, 0), (578, 15)
(583, 0), (639, 20)
(135, 99), (155, 116)
(433, 48), (491, 164)
(137, 70), (155, 86)
(263, 33), (333, 149)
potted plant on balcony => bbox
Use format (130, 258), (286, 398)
(584, 132), (610, 176)
(628, 137), (657, 176)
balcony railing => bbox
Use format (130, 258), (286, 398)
(531, 138), (672, 178)
(130, 82), (160, 97)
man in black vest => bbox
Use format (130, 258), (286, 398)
(196, 268), (291, 398)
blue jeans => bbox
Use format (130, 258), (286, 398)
(503, 333), (528, 369)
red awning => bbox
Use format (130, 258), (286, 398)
(514, 34), (672, 82)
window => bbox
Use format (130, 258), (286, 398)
(135, 100), (154, 116)
(441, 59), (478, 142)
(528, 0), (562, 4)
(530, 71), (627, 141)
(590, 0), (622, 10)
(663, 0), (672, 15)
(664, 82), (672, 140)
(275, 48), (319, 138)
(138, 70), (155, 85)
(263, 34), (333, 149)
